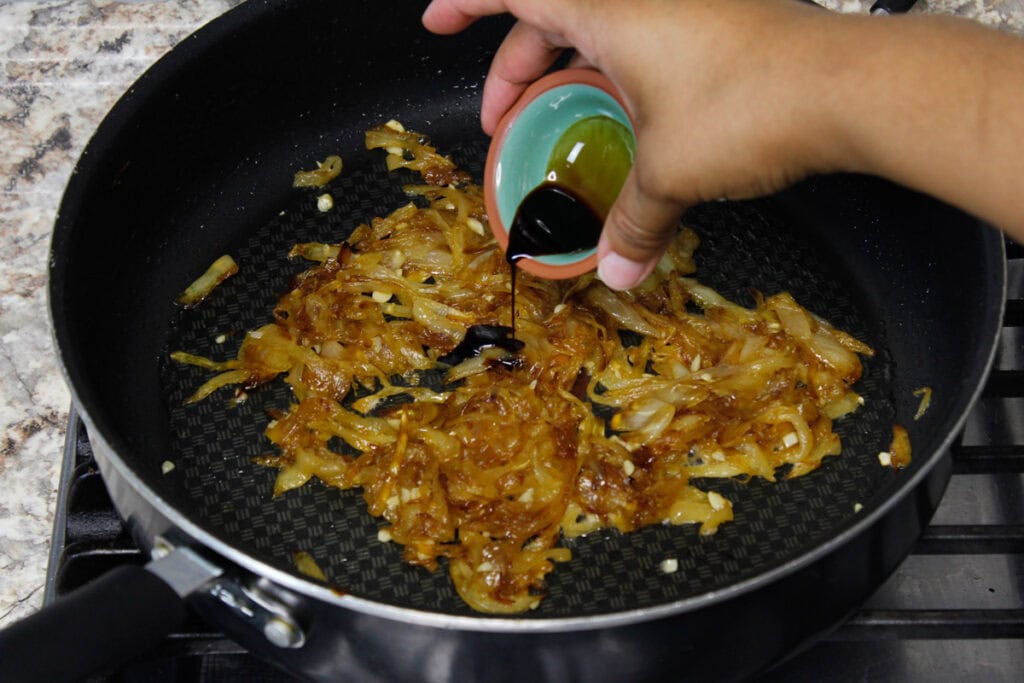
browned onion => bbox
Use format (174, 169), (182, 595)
(173, 121), (881, 613)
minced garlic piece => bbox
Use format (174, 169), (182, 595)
(706, 490), (727, 512)
(659, 558), (679, 574)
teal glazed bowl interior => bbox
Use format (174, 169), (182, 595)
(484, 69), (635, 279)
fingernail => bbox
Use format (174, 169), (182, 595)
(597, 251), (653, 290)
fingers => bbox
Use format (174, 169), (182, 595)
(424, 0), (685, 291)
(423, 0), (561, 34)
(425, 1), (577, 135)
(422, 0), (513, 34)
(480, 21), (570, 134)
(597, 169), (686, 290)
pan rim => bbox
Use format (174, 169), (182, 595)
(46, 0), (1009, 633)
(58, 231), (1005, 632)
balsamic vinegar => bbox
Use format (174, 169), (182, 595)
(507, 184), (604, 336)
(507, 184), (605, 262)
(505, 114), (634, 337)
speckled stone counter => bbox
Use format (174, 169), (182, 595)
(0, 0), (240, 627)
(1, 0), (1022, 628)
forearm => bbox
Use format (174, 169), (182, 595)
(816, 14), (1024, 240)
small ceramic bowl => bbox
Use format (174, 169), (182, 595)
(484, 69), (636, 279)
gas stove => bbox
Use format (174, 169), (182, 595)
(45, 242), (1024, 682)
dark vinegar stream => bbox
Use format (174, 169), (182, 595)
(506, 184), (604, 336)
(504, 114), (634, 337)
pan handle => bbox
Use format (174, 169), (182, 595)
(0, 544), (222, 683)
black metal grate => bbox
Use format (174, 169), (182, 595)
(764, 240), (1024, 679)
(45, 417), (288, 681)
(46, 241), (1024, 681)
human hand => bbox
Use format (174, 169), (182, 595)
(423, 0), (849, 289)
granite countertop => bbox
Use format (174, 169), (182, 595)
(0, 0), (1022, 628)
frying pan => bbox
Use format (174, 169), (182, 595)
(1, 0), (1005, 680)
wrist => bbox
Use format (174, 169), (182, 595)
(807, 13), (1024, 236)
(783, 12), (883, 179)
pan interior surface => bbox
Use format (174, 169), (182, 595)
(160, 148), (901, 618)
(49, 0), (1004, 624)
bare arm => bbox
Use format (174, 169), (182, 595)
(827, 14), (1024, 240)
(424, 0), (1024, 288)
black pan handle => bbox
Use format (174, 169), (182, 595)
(870, 0), (918, 14)
(0, 565), (186, 682)
(795, 0), (918, 14)
(0, 544), (222, 683)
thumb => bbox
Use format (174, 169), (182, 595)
(596, 168), (686, 290)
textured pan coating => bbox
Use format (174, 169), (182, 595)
(160, 138), (897, 617)
(45, 2), (1004, 679)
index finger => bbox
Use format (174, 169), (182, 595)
(480, 21), (572, 134)
(422, 0), (517, 34)
(424, 0), (581, 135)
(423, 0), (574, 42)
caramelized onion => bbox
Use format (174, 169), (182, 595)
(293, 155), (342, 188)
(177, 254), (238, 307)
(173, 122), (878, 613)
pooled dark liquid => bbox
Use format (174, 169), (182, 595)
(438, 324), (524, 368)
(506, 184), (604, 336)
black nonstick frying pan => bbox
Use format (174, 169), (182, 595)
(2, 0), (1006, 680)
